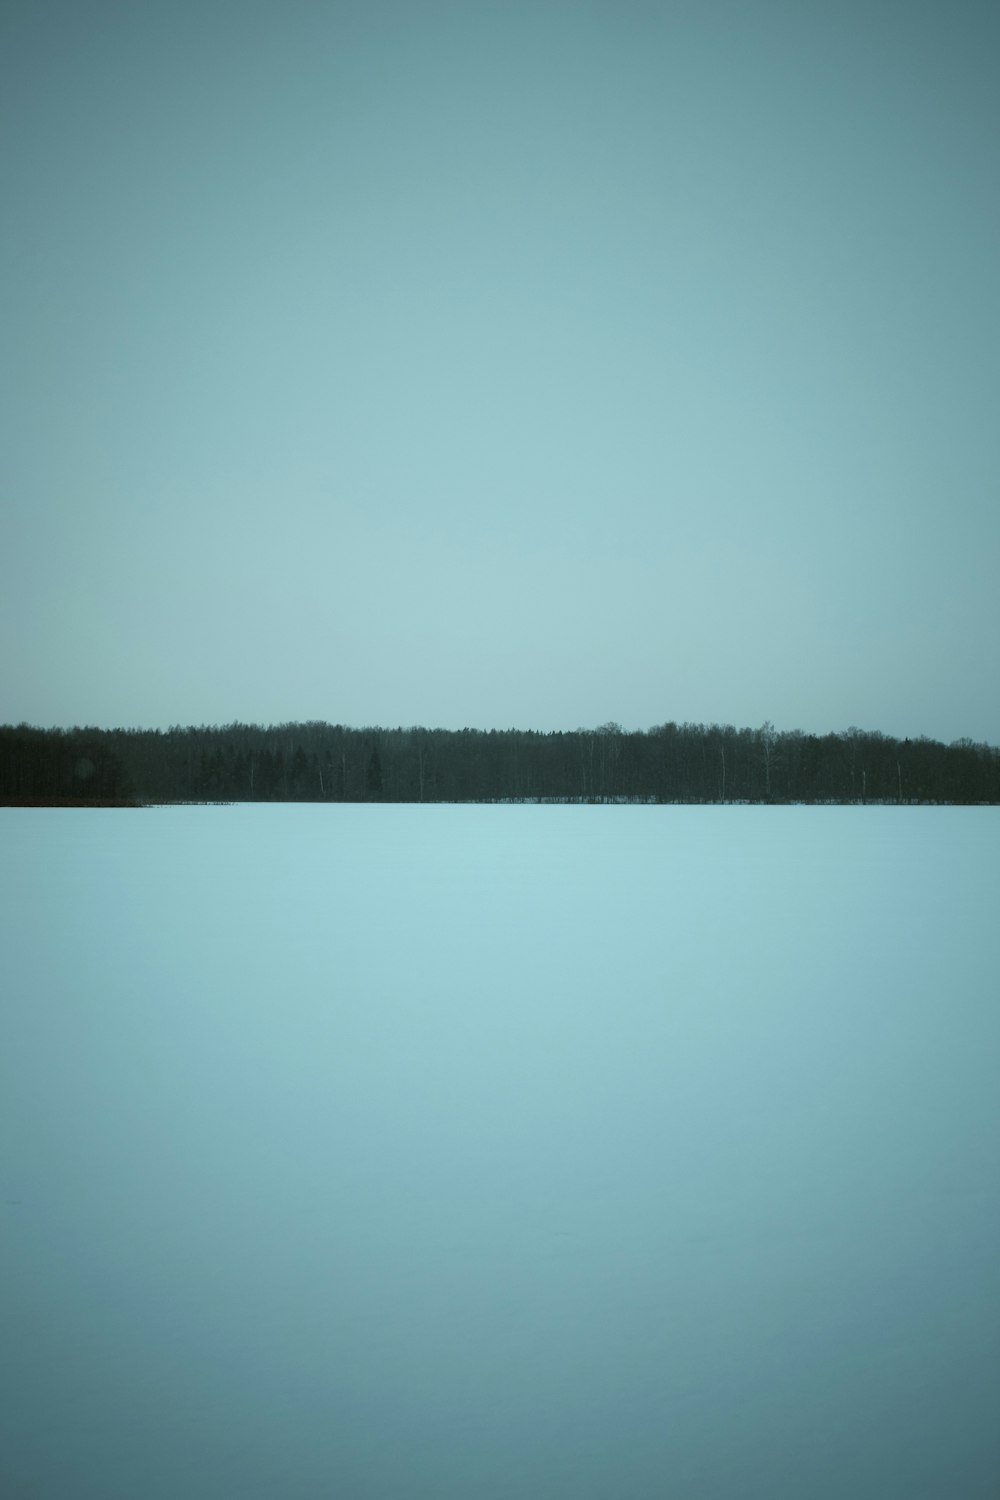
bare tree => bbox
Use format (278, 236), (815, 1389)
(759, 720), (779, 799)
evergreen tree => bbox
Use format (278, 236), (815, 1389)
(366, 748), (383, 798)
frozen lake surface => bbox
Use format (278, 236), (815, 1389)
(2, 805), (999, 1498)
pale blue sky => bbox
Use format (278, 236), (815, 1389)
(3, 0), (998, 739)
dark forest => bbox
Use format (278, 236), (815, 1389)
(2, 719), (998, 806)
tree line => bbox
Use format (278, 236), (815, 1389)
(2, 719), (998, 805)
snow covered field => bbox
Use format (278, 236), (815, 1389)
(2, 805), (998, 1498)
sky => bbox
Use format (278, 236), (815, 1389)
(2, 0), (998, 742)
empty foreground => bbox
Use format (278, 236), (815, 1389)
(1, 806), (998, 1498)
